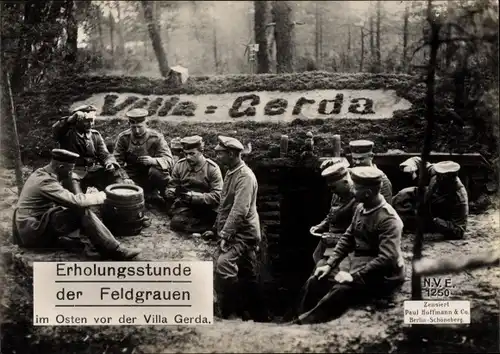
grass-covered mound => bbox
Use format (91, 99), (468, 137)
(10, 72), (492, 165)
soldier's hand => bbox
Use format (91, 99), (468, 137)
(334, 271), (353, 283)
(68, 111), (85, 123)
(123, 178), (135, 185)
(202, 230), (215, 240)
(320, 159), (334, 170)
(314, 265), (332, 280)
(137, 156), (156, 166)
(165, 188), (176, 199)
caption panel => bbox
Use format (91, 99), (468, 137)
(33, 262), (213, 326)
(404, 301), (471, 325)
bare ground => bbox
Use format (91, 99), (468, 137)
(1, 167), (499, 353)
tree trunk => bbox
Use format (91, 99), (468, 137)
(444, 0), (454, 68)
(213, 9), (218, 74)
(1, 58), (24, 194)
(141, 0), (170, 77)
(65, 0), (78, 64)
(271, 1), (294, 73)
(254, 0), (270, 74)
(369, 14), (374, 60)
(347, 24), (351, 71)
(109, 13), (115, 58)
(314, 1), (320, 65)
(412, 0), (440, 301)
(96, 7), (105, 54)
(359, 27), (364, 71)
(375, 0), (382, 72)
(115, 1), (126, 60)
(402, 1), (409, 72)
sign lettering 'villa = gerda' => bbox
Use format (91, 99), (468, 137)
(70, 89), (413, 123)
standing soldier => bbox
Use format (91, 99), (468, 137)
(393, 158), (468, 240)
(113, 108), (174, 203)
(166, 135), (223, 234)
(209, 135), (268, 322)
(170, 137), (184, 163)
(52, 105), (123, 193)
(12, 149), (141, 260)
(293, 167), (405, 324)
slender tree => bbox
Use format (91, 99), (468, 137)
(272, 1), (294, 73)
(141, 0), (170, 77)
(254, 0), (271, 73)
(402, 1), (410, 72)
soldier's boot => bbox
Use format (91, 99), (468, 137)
(81, 209), (141, 261)
(243, 281), (271, 323)
(215, 277), (239, 319)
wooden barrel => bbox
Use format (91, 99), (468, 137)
(101, 184), (145, 237)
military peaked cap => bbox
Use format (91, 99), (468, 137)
(126, 108), (149, 123)
(433, 161), (460, 174)
(215, 135), (244, 151)
(51, 149), (79, 163)
(71, 104), (97, 115)
(321, 163), (349, 182)
(180, 135), (203, 149)
(349, 140), (374, 157)
(170, 137), (183, 150)
(350, 166), (383, 186)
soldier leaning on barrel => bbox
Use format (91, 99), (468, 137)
(12, 149), (141, 260)
(310, 158), (357, 266)
(113, 108), (175, 205)
(321, 140), (393, 204)
(392, 157), (469, 240)
(52, 105), (124, 193)
(291, 167), (405, 325)
(166, 135), (223, 234)
(205, 136), (268, 322)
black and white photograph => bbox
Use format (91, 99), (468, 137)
(0, 0), (499, 353)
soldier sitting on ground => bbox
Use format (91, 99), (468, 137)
(52, 105), (123, 193)
(113, 108), (175, 205)
(292, 167), (405, 325)
(310, 158), (357, 265)
(392, 158), (468, 240)
(166, 135), (223, 234)
(12, 149), (141, 260)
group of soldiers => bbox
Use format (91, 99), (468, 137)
(12, 104), (469, 324)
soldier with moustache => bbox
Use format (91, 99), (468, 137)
(113, 108), (174, 203)
(166, 135), (223, 234)
(293, 167), (405, 324)
(52, 105), (123, 193)
(12, 149), (141, 260)
(393, 158), (468, 240)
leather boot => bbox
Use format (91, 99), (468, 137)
(244, 281), (270, 322)
(215, 277), (239, 319)
(81, 209), (141, 260)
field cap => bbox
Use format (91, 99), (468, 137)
(215, 135), (244, 151)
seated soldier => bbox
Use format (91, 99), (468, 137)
(52, 105), (123, 193)
(170, 137), (184, 164)
(293, 166), (405, 325)
(12, 149), (141, 260)
(393, 158), (468, 240)
(310, 158), (357, 265)
(322, 140), (393, 204)
(166, 135), (223, 234)
(113, 108), (174, 203)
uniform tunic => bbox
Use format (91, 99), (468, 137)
(298, 200), (405, 323)
(14, 167), (107, 247)
(52, 118), (121, 191)
(114, 129), (173, 178)
(169, 156), (223, 232)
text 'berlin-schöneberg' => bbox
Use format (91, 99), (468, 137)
(55, 262), (193, 278)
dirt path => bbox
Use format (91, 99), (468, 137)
(1, 167), (498, 353)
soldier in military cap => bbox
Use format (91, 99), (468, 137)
(170, 137), (184, 163)
(52, 105), (123, 193)
(113, 108), (174, 203)
(205, 135), (268, 322)
(293, 166), (405, 324)
(393, 159), (468, 240)
(165, 135), (223, 233)
(12, 149), (141, 260)
(310, 158), (357, 265)
(321, 140), (393, 204)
